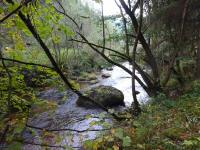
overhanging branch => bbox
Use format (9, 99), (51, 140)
(0, 0), (32, 23)
(0, 57), (54, 70)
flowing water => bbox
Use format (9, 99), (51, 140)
(99, 62), (149, 106)
(23, 62), (149, 150)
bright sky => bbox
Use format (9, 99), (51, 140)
(82, 0), (120, 16)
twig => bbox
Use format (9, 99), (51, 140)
(70, 38), (154, 91)
(101, 2), (106, 53)
(54, 0), (80, 30)
(70, 39), (129, 60)
(132, 0), (140, 13)
(0, 57), (54, 70)
(0, 51), (12, 112)
(54, 0), (153, 95)
(22, 141), (66, 149)
(26, 124), (112, 132)
(0, 125), (9, 145)
(78, 32), (149, 93)
(0, 0), (32, 23)
(119, 0), (159, 83)
(115, 0), (130, 56)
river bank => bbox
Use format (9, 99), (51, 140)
(84, 81), (200, 149)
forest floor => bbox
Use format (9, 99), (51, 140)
(84, 80), (200, 150)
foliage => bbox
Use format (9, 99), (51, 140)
(0, 64), (61, 148)
(84, 80), (200, 149)
(1, 0), (200, 149)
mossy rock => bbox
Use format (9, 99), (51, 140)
(76, 85), (125, 108)
(162, 127), (186, 140)
(89, 80), (99, 85)
(79, 72), (97, 81)
(88, 74), (98, 80)
(166, 78), (180, 88)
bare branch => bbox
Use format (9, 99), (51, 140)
(0, 51), (12, 111)
(115, 0), (130, 56)
(0, 0), (32, 23)
(119, 0), (160, 86)
(77, 32), (150, 93)
(131, 0), (144, 115)
(21, 141), (66, 149)
(26, 124), (112, 132)
(0, 57), (54, 70)
(132, 0), (140, 13)
(101, 2), (106, 53)
(54, 0), (80, 30)
(71, 38), (154, 95)
(70, 38), (129, 60)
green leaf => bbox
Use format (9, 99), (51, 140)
(102, 121), (111, 128)
(108, 109), (115, 114)
(114, 128), (123, 139)
(84, 140), (94, 149)
(0, 7), (3, 14)
(90, 121), (98, 126)
(61, 25), (75, 37)
(85, 114), (92, 119)
(14, 124), (24, 134)
(183, 140), (195, 146)
(99, 112), (106, 119)
(46, 0), (52, 4)
(197, 137), (200, 141)
(92, 0), (103, 3)
(7, 142), (22, 150)
(122, 136), (131, 147)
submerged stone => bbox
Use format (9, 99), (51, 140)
(102, 73), (111, 78)
(106, 67), (113, 71)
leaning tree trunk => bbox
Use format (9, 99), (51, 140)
(119, 0), (161, 95)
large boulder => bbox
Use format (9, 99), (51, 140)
(76, 85), (125, 108)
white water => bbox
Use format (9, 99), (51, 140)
(100, 62), (149, 106)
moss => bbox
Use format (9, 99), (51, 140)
(85, 80), (200, 149)
(90, 80), (99, 84)
(166, 78), (180, 88)
(76, 86), (124, 108)
(162, 127), (186, 140)
(79, 72), (97, 81)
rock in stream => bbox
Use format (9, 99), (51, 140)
(76, 85), (125, 108)
(23, 89), (120, 150)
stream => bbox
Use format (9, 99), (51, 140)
(23, 62), (149, 150)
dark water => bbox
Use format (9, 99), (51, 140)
(23, 62), (149, 150)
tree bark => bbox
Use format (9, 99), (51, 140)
(162, 0), (190, 86)
(196, 40), (200, 78)
(119, 0), (160, 89)
(131, 0), (143, 115)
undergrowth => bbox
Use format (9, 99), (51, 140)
(84, 80), (200, 150)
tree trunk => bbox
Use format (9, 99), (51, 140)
(131, 0), (143, 115)
(196, 40), (200, 78)
(119, 0), (161, 94)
